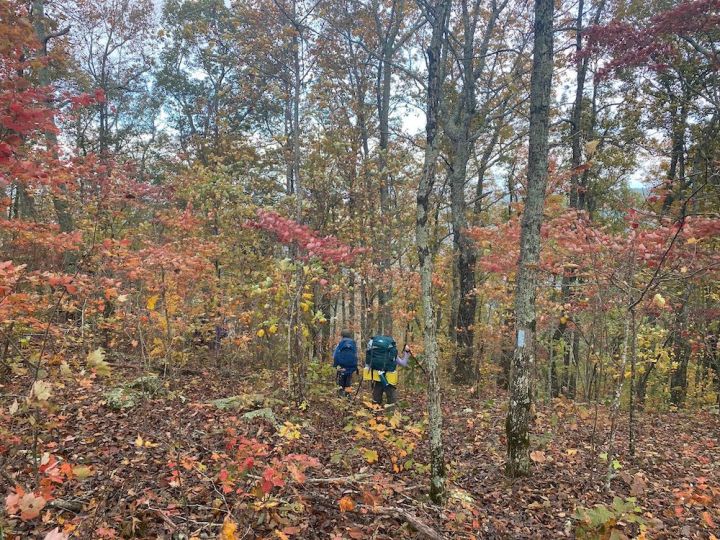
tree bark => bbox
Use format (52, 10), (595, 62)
(670, 286), (692, 406)
(416, 0), (451, 503)
(505, 0), (554, 478)
(31, 0), (75, 238)
(445, 0), (506, 384)
(375, 0), (406, 335)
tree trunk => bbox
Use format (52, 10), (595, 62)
(505, 0), (554, 478)
(670, 287), (692, 406)
(449, 142), (477, 383)
(376, 0), (404, 336)
(31, 0), (75, 242)
(416, 0), (450, 504)
(284, 0), (305, 404)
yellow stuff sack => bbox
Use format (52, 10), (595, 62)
(362, 367), (398, 386)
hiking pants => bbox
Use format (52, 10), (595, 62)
(336, 369), (355, 389)
(372, 382), (397, 405)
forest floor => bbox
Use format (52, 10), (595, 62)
(2, 362), (719, 539)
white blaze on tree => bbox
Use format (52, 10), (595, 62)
(505, 0), (554, 478)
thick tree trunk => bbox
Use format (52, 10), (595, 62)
(505, 0), (554, 478)
(416, 0), (450, 504)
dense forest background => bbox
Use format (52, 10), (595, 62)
(1, 0), (719, 538)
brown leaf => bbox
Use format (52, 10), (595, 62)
(630, 473), (647, 497)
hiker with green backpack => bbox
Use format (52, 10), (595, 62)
(362, 335), (411, 406)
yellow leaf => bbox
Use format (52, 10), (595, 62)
(584, 139), (600, 157)
(256, 329), (266, 338)
(652, 293), (666, 308)
(219, 516), (239, 540)
(87, 348), (111, 378)
(32, 380), (52, 401)
(278, 422), (302, 440)
(73, 465), (94, 480)
(60, 361), (72, 378)
(302, 326), (310, 338)
(146, 295), (159, 310)
(299, 302), (310, 312)
(302, 293), (313, 300)
(566, 448), (578, 456)
(362, 448), (378, 464)
(135, 435), (144, 447)
(268, 324), (278, 335)
(686, 237), (698, 245)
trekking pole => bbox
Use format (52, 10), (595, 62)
(351, 369), (364, 401)
(405, 347), (427, 376)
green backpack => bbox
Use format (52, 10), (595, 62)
(366, 336), (398, 373)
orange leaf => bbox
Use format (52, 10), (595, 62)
(18, 492), (47, 520)
(339, 496), (355, 513)
(702, 511), (716, 528)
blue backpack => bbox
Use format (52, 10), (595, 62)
(334, 338), (358, 370)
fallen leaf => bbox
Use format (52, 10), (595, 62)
(339, 496), (355, 512)
(73, 465), (94, 480)
(530, 450), (546, 463)
(630, 473), (647, 497)
(219, 516), (239, 540)
(43, 527), (69, 540)
(362, 448), (378, 464)
(702, 511), (716, 528)
(32, 380), (52, 401)
(19, 492), (47, 520)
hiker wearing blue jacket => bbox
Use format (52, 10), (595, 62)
(333, 330), (358, 397)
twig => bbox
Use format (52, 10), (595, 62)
(374, 506), (446, 540)
(48, 499), (84, 513)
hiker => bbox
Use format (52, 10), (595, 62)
(363, 335), (411, 407)
(332, 330), (358, 398)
